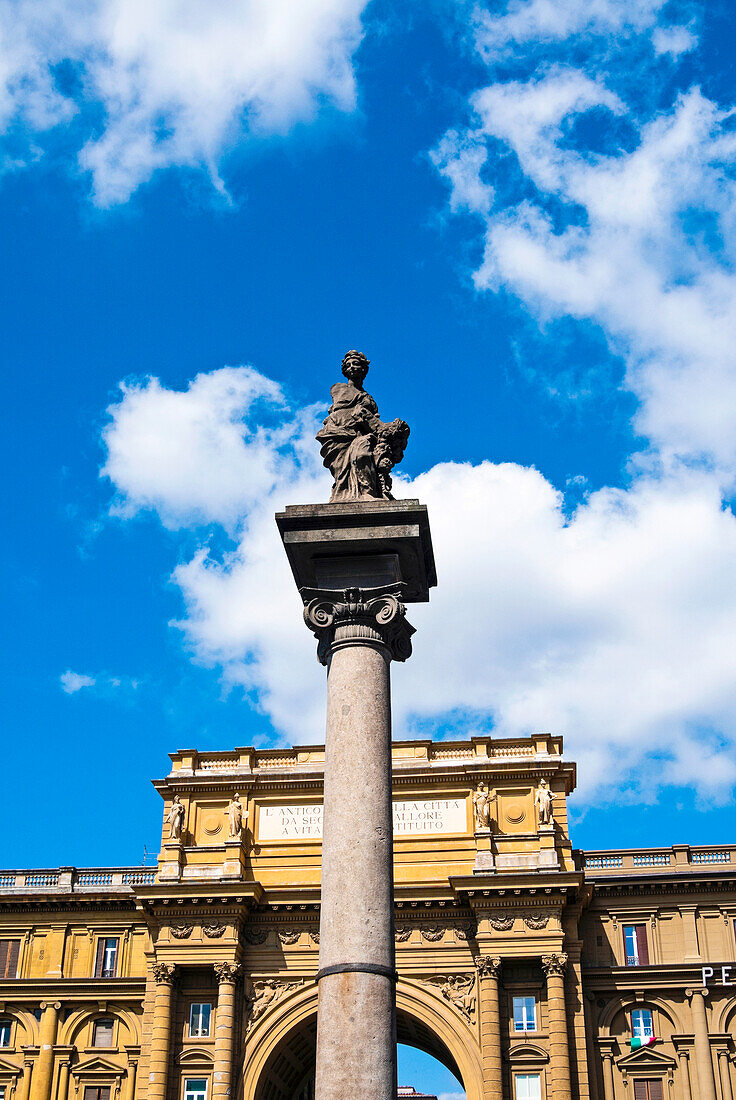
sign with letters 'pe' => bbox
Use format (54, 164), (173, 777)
(702, 965), (734, 987)
(258, 799), (467, 841)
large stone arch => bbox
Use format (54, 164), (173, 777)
(241, 979), (483, 1100)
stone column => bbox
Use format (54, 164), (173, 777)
(687, 988), (717, 1100)
(34, 1001), (61, 1100)
(600, 1050), (615, 1100)
(213, 962), (241, 1100)
(18, 1054), (34, 1100)
(124, 1058), (138, 1100)
(304, 589), (415, 1100)
(56, 1058), (70, 1100)
(676, 1048), (692, 1100)
(148, 963), (176, 1100)
(475, 955), (503, 1099)
(718, 1050), (734, 1100)
(542, 954), (571, 1100)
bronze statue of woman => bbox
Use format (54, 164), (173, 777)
(316, 350), (409, 502)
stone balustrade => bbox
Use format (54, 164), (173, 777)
(579, 843), (735, 877)
(0, 866), (156, 893)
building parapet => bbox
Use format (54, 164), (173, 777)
(167, 733), (564, 776)
(0, 866), (156, 894)
(579, 843), (735, 877)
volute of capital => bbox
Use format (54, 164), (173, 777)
(303, 584), (415, 665)
(541, 953), (568, 978)
(475, 955), (502, 979)
(686, 987), (708, 1000)
(151, 962), (176, 985)
(214, 961), (241, 984)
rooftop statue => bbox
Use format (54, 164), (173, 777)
(316, 350), (410, 502)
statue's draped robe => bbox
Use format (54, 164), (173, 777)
(316, 382), (388, 501)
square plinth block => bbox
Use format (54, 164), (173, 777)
(276, 499), (436, 603)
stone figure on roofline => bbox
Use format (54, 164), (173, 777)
(472, 781), (494, 832)
(316, 350), (410, 502)
(166, 795), (185, 841)
(535, 779), (554, 826)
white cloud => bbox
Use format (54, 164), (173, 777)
(652, 24), (697, 58)
(474, 0), (670, 59)
(60, 670), (96, 693)
(437, 1093), (466, 1100)
(103, 367), (736, 804)
(0, 0), (368, 204)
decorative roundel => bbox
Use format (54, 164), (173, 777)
(505, 802), (526, 824)
(202, 812), (223, 836)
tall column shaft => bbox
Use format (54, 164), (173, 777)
(689, 988), (717, 1100)
(213, 962), (240, 1100)
(125, 1060), (138, 1100)
(57, 1060), (70, 1100)
(543, 955), (571, 1100)
(148, 964), (176, 1100)
(676, 1051), (692, 1100)
(34, 1000), (60, 1100)
(601, 1053), (615, 1100)
(315, 634), (396, 1100)
(719, 1050), (734, 1100)
(476, 956), (503, 1099)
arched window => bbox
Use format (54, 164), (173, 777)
(0, 1018), (11, 1047)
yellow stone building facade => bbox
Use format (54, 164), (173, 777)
(1, 734), (734, 1100)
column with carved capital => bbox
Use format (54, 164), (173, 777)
(277, 498), (436, 1100)
(718, 1049), (734, 1100)
(306, 586), (413, 1100)
(148, 963), (176, 1100)
(542, 954), (571, 1100)
(476, 956), (503, 1099)
(687, 988), (717, 1100)
(34, 1000), (61, 1100)
(57, 1058), (71, 1100)
(213, 962), (241, 1100)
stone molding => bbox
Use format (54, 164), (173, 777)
(303, 585), (415, 664)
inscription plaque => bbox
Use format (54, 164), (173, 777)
(258, 799), (467, 840)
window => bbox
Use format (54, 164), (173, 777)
(189, 1003), (212, 1038)
(94, 938), (119, 978)
(513, 996), (537, 1032)
(623, 925), (649, 966)
(0, 1019), (11, 1046)
(633, 1081), (663, 1100)
(0, 940), (20, 979)
(632, 1009), (654, 1042)
(515, 1074), (542, 1100)
(92, 1019), (114, 1047)
(83, 1089), (111, 1100)
(184, 1080), (208, 1100)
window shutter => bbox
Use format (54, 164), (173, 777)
(636, 926), (650, 966)
(94, 939), (105, 978)
(6, 941), (19, 979)
(0, 942), (7, 979)
(633, 1083), (648, 1100)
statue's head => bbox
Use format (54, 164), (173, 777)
(341, 350), (370, 384)
(539, 779), (548, 789)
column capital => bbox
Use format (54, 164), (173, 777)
(214, 961), (241, 984)
(686, 986), (709, 1000)
(475, 954), (502, 979)
(304, 585), (415, 665)
(151, 962), (176, 985)
(542, 953), (568, 978)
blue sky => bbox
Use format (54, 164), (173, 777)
(3, 0), (736, 887)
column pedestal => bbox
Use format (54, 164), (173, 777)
(476, 956), (503, 1099)
(213, 962), (240, 1100)
(158, 840), (184, 882)
(542, 954), (571, 1100)
(148, 963), (176, 1100)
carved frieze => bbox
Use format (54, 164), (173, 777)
(423, 974), (477, 1022)
(395, 927), (412, 943)
(246, 979), (304, 1031)
(244, 929), (269, 945)
(523, 914), (550, 930)
(278, 930), (301, 945)
(308, 930), (320, 944)
(420, 924), (445, 942)
(169, 923), (193, 939)
(488, 914), (514, 931)
(202, 922), (226, 939)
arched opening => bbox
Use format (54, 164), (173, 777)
(252, 1007), (468, 1100)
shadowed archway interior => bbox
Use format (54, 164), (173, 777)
(252, 1008), (463, 1100)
